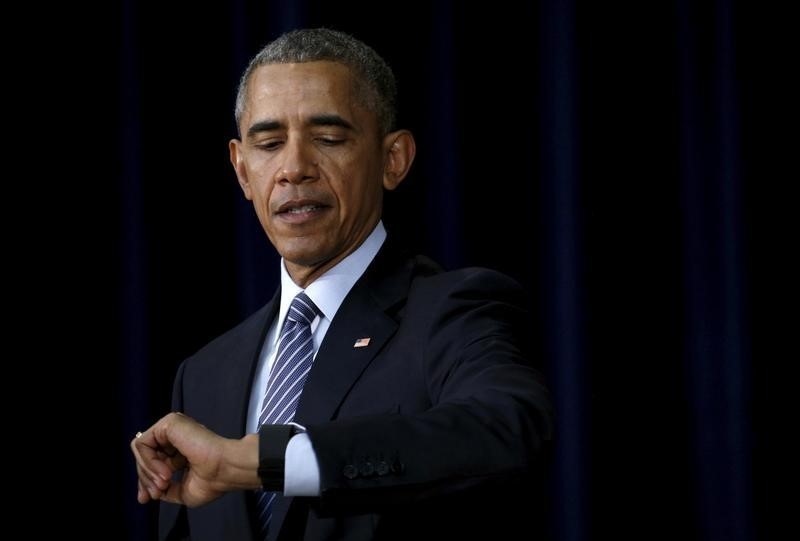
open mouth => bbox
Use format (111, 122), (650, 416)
(275, 199), (331, 223)
(281, 204), (325, 215)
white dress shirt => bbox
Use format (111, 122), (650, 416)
(246, 221), (387, 496)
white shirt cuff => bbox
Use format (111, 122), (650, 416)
(283, 432), (321, 496)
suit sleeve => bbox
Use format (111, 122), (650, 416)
(158, 361), (190, 541)
(306, 269), (554, 513)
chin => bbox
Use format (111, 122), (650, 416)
(278, 241), (331, 268)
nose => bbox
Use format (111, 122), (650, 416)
(275, 139), (318, 185)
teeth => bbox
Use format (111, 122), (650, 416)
(287, 205), (320, 214)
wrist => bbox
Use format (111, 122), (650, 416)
(220, 434), (261, 491)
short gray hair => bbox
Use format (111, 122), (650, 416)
(234, 28), (397, 136)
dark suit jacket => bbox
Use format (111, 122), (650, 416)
(159, 242), (553, 541)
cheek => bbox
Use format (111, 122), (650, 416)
(339, 160), (384, 205)
(342, 182), (381, 219)
(245, 154), (279, 186)
(245, 167), (275, 204)
(248, 184), (276, 226)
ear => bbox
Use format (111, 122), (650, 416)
(382, 130), (416, 191)
(229, 139), (253, 200)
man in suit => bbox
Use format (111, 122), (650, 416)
(131, 28), (553, 541)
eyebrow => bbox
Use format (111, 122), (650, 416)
(247, 120), (282, 139)
(246, 114), (355, 140)
(308, 114), (355, 131)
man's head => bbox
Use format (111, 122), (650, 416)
(229, 29), (415, 287)
(235, 28), (397, 137)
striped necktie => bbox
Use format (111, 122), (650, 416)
(256, 291), (320, 539)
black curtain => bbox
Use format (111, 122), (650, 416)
(39, 1), (762, 539)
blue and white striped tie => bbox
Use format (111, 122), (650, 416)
(256, 291), (320, 539)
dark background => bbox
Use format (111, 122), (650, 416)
(29, 0), (764, 539)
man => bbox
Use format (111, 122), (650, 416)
(132, 28), (553, 541)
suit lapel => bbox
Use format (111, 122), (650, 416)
(230, 290), (280, 437)
(294, 285), (398, 425)
(294, 243), (411, 425)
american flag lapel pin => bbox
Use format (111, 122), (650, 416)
(353, 337), (371, 348)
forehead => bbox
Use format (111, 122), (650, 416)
(246, 61), (360, 118)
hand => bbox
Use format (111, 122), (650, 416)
(131, 412), (260, 508)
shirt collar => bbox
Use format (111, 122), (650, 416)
(277, 221), (387, 326)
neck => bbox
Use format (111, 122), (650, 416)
(284, 219), (382, 288)
(285, 257), (340, 289)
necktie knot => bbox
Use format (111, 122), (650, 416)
(286, 291), (319, 326)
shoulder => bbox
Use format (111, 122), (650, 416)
(373, 241), (521, 302)
(409, 265), (524, 304)
(399, 263), (529, 341)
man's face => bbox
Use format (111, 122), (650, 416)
(231, 62), (389, 282)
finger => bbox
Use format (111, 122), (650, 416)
(143, 468), (170, 492)
(165, 452), (188, 472)
(132, 437), (174, 485)
(135, 426), (178, 459)
(160, 478), (186, 506)
(136, 480), (159, 504)
(132, 413), (198, 505)
(144, 456), (173, 487)
(132, 425), (171, 502)
(134, 451), (169, 490)
(135, 446), (172, 494)
(137, 478), (151, 504)
(146, 483), (164, 501)
(136, 461), (165, 497)
(137, 477), (162, 504)
(137, 465), (166, 501)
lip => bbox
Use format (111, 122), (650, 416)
(274, 198), (331, 225)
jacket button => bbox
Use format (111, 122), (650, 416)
(376, 461), (390, 476)
(359, 462), (375, 477)
(343, 464), (359, 479)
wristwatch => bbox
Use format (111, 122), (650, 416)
(257, 423), (301, 491)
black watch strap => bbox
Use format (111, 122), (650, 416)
(258, 424), (299, 491)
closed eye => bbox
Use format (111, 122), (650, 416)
(256, 140), (283, 151)
(317, 137), (345, 146)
